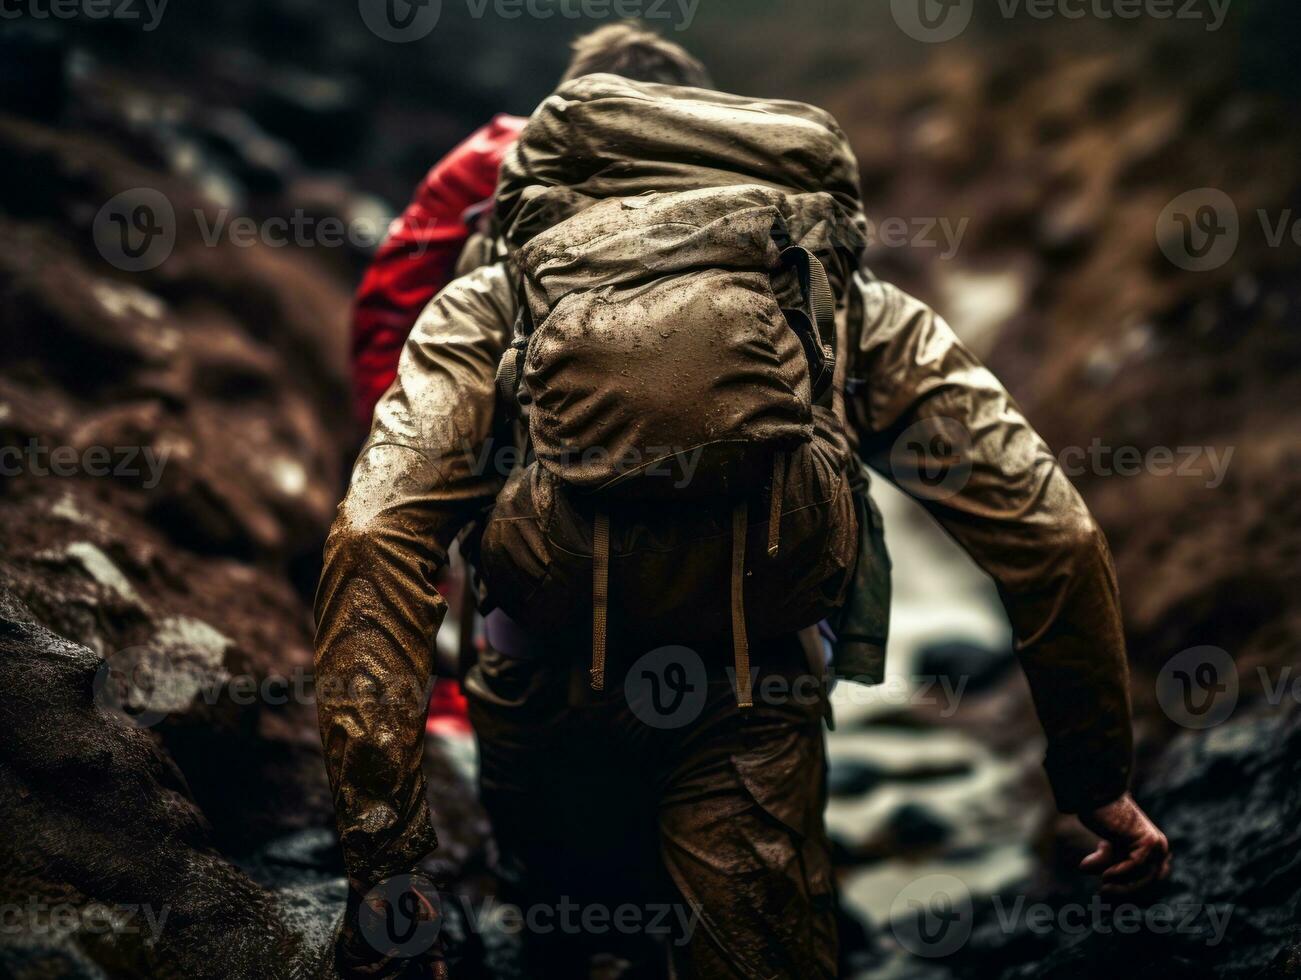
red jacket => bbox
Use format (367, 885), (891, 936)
(351, 114), (527, 424)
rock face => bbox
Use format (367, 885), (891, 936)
(0, 598), (310, 977)
(0, 47), (358, 974)
(0, 31), (505, 975)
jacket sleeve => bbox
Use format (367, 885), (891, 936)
(844, 272), (1133, 813)
(316, 263), (516, 897)
(350, 115), (526, 425)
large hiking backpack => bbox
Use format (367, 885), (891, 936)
(478, 77), (869, 706)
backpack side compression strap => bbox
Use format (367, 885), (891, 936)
(779, 245), (837, 402)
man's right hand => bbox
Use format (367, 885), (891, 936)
(1078, 793), (1172, 894)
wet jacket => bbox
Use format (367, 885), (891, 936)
(315, 79), (1134, 901)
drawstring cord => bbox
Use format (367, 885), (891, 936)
(588, 502), (754, 709)
(731, 500), (752, 708)
(590, 511), (610, 691)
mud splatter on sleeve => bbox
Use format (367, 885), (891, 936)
(314, 263), (515, 897)
(845, 272), (1133, 813)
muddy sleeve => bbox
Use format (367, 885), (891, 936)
(314, 263), (515, 894)
(844, 272), (1133, 813)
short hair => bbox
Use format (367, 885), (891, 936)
(561, 22), (713, 89)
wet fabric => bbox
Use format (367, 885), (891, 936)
(315, 260), (1133, 898)
(495, 74), (866, 252)
(464, 636), (837, 979)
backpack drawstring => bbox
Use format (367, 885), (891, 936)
(590, 511), (610, 692)
(767, 452), (784, 558)
(732, 500), (753, 708)
(588, 504), (753, 710)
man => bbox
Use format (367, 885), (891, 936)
(317, 24), (1170, 979)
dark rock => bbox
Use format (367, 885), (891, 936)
(916, 640), (1016, 695)
(886, 803), (953, 851)
(829, 758), (887, 798)
(251, 67), (367, 165)
(0, 595), (317, 978)
(0, 25), (67, 121)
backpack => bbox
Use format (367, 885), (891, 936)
(477, 77), (869, 706)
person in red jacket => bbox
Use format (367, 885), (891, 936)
(350, 25), (715, 427)
(350, 114), (526, 426)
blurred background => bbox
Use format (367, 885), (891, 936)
(0, 1), (1298, 977)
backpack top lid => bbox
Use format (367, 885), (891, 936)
(494, 73), (868, 256)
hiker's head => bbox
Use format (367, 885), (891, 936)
(561, 22), (713, 90)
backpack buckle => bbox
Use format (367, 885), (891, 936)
(495, 336), (530, 421)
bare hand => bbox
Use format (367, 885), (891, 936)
(1078, 793), (1172, 895)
